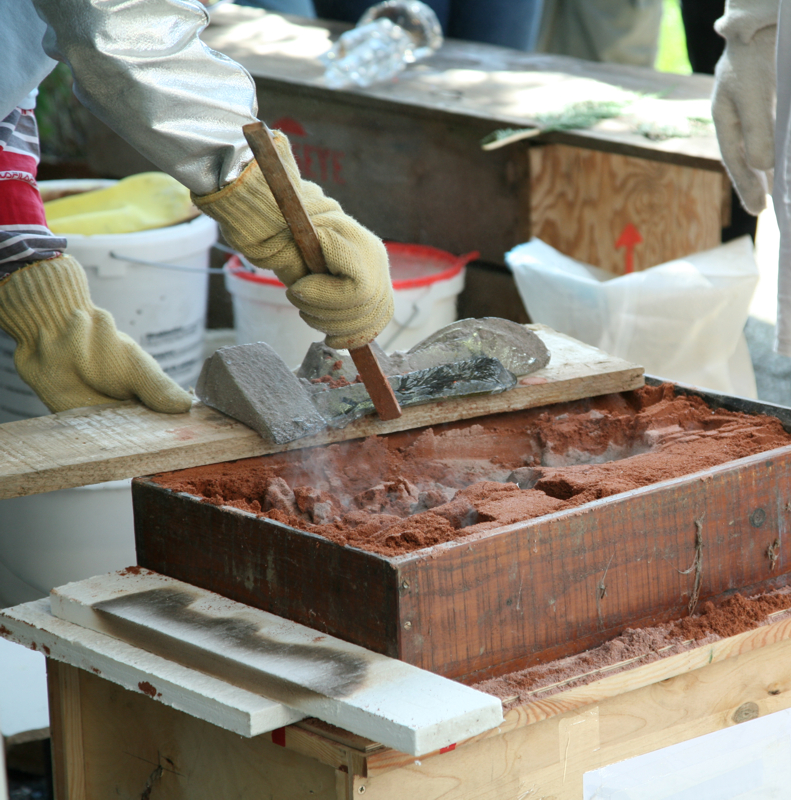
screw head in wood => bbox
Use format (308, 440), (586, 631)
(358, 786), (366, 794)
(404, 621), (412, 629)
(401, 580), (410, 589)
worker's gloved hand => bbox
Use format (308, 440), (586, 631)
(0, 255), (193, 414)
(192, 130), (394, 351)
(712, 0), (779, 215)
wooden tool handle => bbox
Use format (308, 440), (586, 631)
(243, 122), (328, 275)
(243, 121), (402, 421)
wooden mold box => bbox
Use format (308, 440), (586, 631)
(133, 382), (791, 683)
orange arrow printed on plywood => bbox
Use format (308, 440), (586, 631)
(615, 223), (643, 274)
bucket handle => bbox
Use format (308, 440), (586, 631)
(109, 241), (246, 274)
(380, 304), (422, 351)
(109, 251), (227, 274)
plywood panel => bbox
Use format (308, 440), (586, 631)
(530, 144), (725, 274)
(73, 667), (340, 800)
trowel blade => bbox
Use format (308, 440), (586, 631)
(309, 356), (517, 427)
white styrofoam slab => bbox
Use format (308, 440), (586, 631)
(584, 707), (791, 799)
(0, 598), (303, 737)
(50, 569), (504, 755)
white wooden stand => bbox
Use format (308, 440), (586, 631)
(5, 595), (791, 798)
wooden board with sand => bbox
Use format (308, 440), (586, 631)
(0, 326), (644, 499)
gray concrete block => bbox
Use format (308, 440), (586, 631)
(196, 343), (327, 443)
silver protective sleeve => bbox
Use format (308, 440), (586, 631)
(31, 0), (258, 195)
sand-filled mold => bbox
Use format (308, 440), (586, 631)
(155, 384), (791, 555)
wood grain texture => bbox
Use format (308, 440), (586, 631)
(250, 80), (534, 263)
(41, 610), (791, 800)
(0, 326), (643, 499)
(530, 144), (725, 274)
(1, 598), (303, 737)
(397, 444), (791, 680)
(49, 570), (503, 756)
(353, 625), (791, 799)
(361, 611), (791, 777)
(86, 7), (724, 266)
(134, 482), (404, 657)
(47, 661), (86, 800)
(70, 667), (340, 800)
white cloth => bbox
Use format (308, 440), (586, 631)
(774, 0), (791, 354)
(711, 0), (791, 359)
(712, 0), (779, 215)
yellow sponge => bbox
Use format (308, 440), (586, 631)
(44, 173), (198, 235)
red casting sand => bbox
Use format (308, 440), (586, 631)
(155, 384), (791, 556)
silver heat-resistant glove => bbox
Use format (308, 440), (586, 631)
(712, 0), (780, 215)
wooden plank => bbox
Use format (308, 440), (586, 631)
(275, 723), (374, 778)
(47, 661), (87, 800)
(43, 606), (791, 799)
(203, 6), (722, 169)
(0, 326), (644, 499)
(247, 80), (534, 264)
(354, 625), (791, 798)
(530, 144), (725, 274)
(362, 610), (791, 776)
(0, 599), (303, 737)
(89, 8), (725, 268)
(70, 667), (341, 800)
(49, 570), (504, 756)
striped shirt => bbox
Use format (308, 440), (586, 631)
(0, 104), (67, 277)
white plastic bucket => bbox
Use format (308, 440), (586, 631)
(226, 242), (472, 365)
(0, 179), (216, 611)
(0, 479), (136, 608)
(0, 179), (217, 423)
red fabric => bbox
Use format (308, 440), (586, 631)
(0, 145), (46, 227)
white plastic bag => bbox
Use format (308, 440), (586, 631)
(506, 237), (759, 397)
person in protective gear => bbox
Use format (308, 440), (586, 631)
(1, 0), (394, 415)
(711, 0), (791, 355)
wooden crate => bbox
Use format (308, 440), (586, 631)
(87, 7), (727, 277)
(45, 611), (791, 800)
(134, 383), (791, 683)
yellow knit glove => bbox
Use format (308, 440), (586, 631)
(192, 131), (394, 350)
(0, 255), (193, 414)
